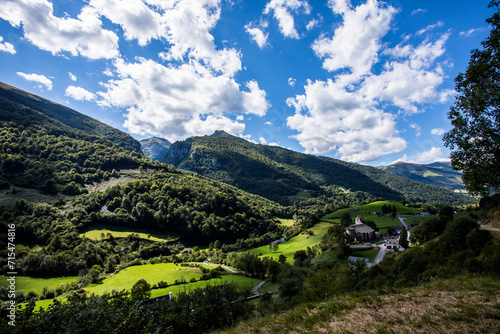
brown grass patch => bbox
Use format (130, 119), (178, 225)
(219, 277), (500, 334)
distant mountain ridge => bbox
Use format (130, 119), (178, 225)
(140, 137), (171, 161)
(162, 131), (473, 206)
(380, 161), (465, 192)
(0, 82), (141, 152)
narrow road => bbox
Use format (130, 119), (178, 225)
(480, 225), (500, 232)
(201, 260), (238, 273)
(373, 245), (387, 265)
(398, 217), (408, 229)
(251, 281), (266, 295)
(398, 217), (411, 245)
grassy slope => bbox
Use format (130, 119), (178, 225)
(324, 200), (420, 233)
(80, 224), (178, 242)
(150, 275), (256, 298)
(219, 275), (500, 334)
(249, 221), (333, 263)
(28, 272), (256, 310)
(85, 263), (202, 296)
(0, 275), (78, 294)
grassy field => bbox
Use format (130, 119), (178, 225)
(288, 190), (313, 200)
(29, 273), (256, 310)
(219, 275), (500, 334)
(80, 224), (178, 242)
(323, 200), (421, 233)
(349, 248), (379, 262)
(0, 275), (79, 294)
(277, 218), (295, 227)
(86, 263), (203, 296)
(249, 221), (334, 263)
(150, 275), (257, 298)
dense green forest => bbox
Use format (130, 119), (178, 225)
(0, 89), (154, 193)
(0, 168), (289, 276)
(0, 83), (140, 152)
(162, 131), (474, 207)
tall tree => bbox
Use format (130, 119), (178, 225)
(444, 1), (500, 195)
(399, 226), (409, 249)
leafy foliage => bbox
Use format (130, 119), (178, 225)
(0, 283), (252, 334)
(443, 1), (500, 195)
(0, 97), (152, 192)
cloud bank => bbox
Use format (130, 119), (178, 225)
(286, 0), (452, 163)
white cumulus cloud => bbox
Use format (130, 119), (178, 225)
(89, 0), (164, 46)
(287, 78), (407, 162)
(396, 147), (443, 164)
(97, 58), (270, 141)
(264, 0), (311, 39)
(312, 0), (397, 77)
(0, 0), (119, 59)
(287, 0), (452, 163)
(65, 86), (96, 101)
(0, 36), (15, 54)
(245, 21), (269, 49)
(17, 72), (53, 90)
(431, 128), (446, 136)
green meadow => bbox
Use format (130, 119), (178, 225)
(85, 263), (202, 296)
(249, 221), (334, 263)
(349, 248), (379, 262)
(150, 275), (257, 298)
(80, 224), (178, 242)
(0, 275), (79, 294)
(323, 200), (420, 233)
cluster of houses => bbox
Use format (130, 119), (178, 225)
(345, 215), (406, 251)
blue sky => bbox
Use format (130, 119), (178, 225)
(0, 0), (494, 166)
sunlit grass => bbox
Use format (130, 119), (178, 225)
(249, 221), (333, 263)
(80, 224), (178, 242)
(0, 275), (78, 294)
(150, 275), (257, 298)
(85, 263), (202, 296)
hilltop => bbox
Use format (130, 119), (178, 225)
(0, 82), (140, 152)
(140, 137), (171, 161)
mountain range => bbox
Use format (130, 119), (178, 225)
(380, 161), (465, 192)
(0, 81), (472, 207)
(160, 131), (473, 206)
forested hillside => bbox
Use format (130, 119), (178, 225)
(0, 83), (140, 152)
(163, 131), (474, 206)
(0, 169), (286, 276)
(0, 84), (288, 277)
(0, 96), (150, 194)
